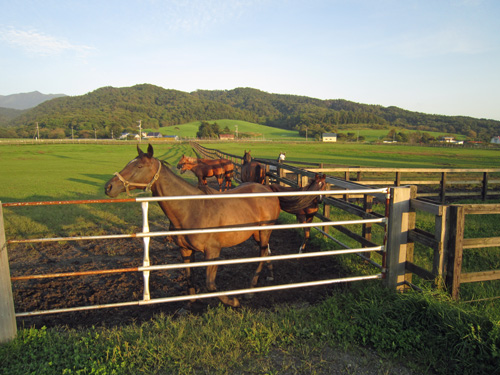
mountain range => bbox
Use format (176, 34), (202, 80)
(0, 91), (67, 110)
(1, 84), (498, 141)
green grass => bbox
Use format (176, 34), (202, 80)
(1, 142), (500, 374)
(1, 287), (498, 374)
(200, 141), (500, 168)
(146, 120), (468, 143)
(147, 119), (303, 141)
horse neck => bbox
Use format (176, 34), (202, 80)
(151, 162), (202, 228)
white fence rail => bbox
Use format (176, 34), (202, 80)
(1, 187), (394, 342)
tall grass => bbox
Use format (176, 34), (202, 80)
(1, 286), (499, 374)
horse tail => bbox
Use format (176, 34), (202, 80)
(269, 184), (319, 213)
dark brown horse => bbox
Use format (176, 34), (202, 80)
(270, 174), (327, 253)
(241, 150), (265, 184)
(177, 155), (233, 190)
(105, 145), (281, 307)
(176, 157), (225, 191)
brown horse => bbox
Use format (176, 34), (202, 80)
(177, 155), (233, 190)
(241, 150), (265, 184)
(105, 144), (281, 307)
(176, 157), (225, 191)
(270, 174), (327, 253)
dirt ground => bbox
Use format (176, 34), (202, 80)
(9, 226), (348, 329)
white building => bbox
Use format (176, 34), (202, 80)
(322, 133), (337, 142)
(491, 136), (500, 144)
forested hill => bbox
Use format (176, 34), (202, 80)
(2, 84), (499, 140)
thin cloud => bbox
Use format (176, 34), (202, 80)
(393, 28), (488, 58)
(0, 27), (94, 57)
(157, 0), (264, 33)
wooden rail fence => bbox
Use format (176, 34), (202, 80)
(193, 143), (500, 300)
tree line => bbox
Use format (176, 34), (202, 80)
(1, 84), (499, 141)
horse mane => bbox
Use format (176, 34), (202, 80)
(197, 184), (220, 195)
(270, 178), (322, 213)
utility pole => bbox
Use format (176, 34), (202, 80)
(36, 122), (40, 140)
(137, 120), (142, 143)
(235, 125), (238, 139)
(71, 127), (74, 140)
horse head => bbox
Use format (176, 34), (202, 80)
(176, 154), (195, 174)
(105, 144), (161, 197)
(311, 174), (327, 203)
(243, 150), (252, 164)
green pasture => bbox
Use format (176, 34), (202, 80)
(1, 141), (499, 241)
(199, 141), (500, 169)
(1, 141), (500, 374)
(148, 119), (303, 141)
(148, 120), (465, 143)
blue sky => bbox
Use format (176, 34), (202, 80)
(1, 0), (499, 120)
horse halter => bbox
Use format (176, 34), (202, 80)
(113, 158), (162, 197)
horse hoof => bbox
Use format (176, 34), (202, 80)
(266, 276), (274, 281)
(245, 293), (254, 300)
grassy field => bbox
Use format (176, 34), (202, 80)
(148, 119), (303, 141)
(1, 141), (499, 374)
(148, 120), (467, 143)
(199, 141), (500, 168)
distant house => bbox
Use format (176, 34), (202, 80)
(440, 136), (455, 143)
(219, 133), (235, 140)
(322, 133), (337, 142)
(491, 136), (500, 144)
(119, 132), (130, 140)
(146, 132), (163, 138)
(163, 135), (179, 142)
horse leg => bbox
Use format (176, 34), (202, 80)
(250, 230), (274, 289)
(180, 248), (196, 299)
(205, 250), (240, 307)
(298, 213), (314, 253)
(217, 174), (223, 192)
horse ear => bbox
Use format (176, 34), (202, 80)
(147, 144), (154, 158)
(137, 144), (144, 156)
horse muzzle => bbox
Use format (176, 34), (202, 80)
(104, 180), (120, 198)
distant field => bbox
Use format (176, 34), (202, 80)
(148, 119), (302, 141)
(147, 120), (467, 143)
(1, 142), (499, 204)
(198, 141), (500, 169)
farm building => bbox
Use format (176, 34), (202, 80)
(163, 135), (179, 141)
(322, 133), (337, 142)
(146, 132), (163, 138)
(491, 136), (500, 144)
(440, 136), (455, 143)
(219, 134), (235, 140)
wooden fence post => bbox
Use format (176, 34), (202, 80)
(299, 174), (309, 188)
(440, 172), (447, 204)
(432, 205), (450, 289)
(0, 203), (17, 343)
(264, 165), (270, 185)
(445, 205), (465, 300)
(384, 186), (412, 291)
(482, 172), (489, 201)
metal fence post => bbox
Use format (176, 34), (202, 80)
(384, 186), (412, 291)
(0, 203), (17, 343)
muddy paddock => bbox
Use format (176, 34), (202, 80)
(9, 225), (349, 329)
